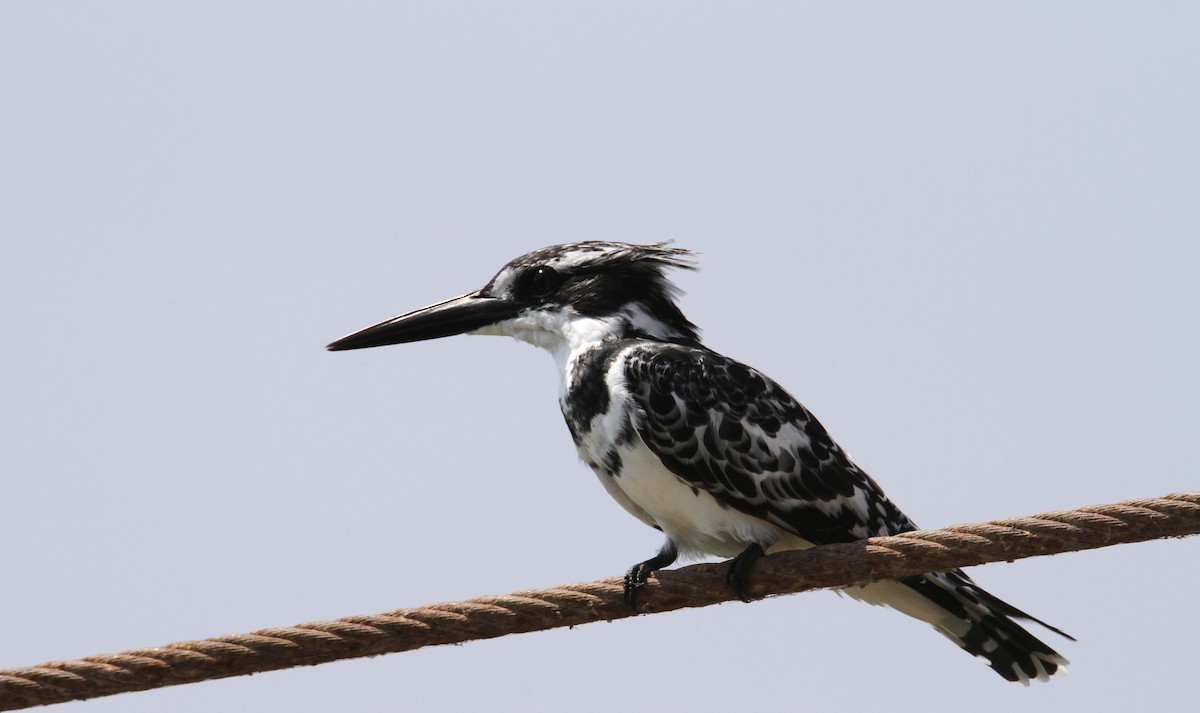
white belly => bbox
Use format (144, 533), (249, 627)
(588, 436), (813, 559)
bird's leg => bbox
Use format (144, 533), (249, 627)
(623, 540), (679, 608)
(726, 543), (766, 602)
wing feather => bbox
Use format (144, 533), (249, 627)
(624, 344), (917, 545)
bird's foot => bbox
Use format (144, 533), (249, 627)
(623, 562), (654, 609)
(623, 541), (679, 609)
(726, 543), (765, 602)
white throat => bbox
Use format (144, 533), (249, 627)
(471, 307), (622, 371)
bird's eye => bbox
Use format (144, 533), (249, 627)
(527, 266), (560, 297)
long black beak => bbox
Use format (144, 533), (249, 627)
(326, 291), (521, 351)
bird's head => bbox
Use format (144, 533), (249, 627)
(326, 242), (700, 355)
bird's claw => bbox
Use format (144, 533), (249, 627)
(624, 563), (654, 608)
(623, 541), (679, 610)
(726, 543), (765, 602)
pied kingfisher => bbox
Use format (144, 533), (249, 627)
(328, 241), (1071, 683)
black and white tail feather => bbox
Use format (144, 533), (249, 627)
(328, 241), (1073, 683)
(856, 570), (1072, 683)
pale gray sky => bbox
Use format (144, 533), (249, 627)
(2, 3), (1197, 712)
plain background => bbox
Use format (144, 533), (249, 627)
(3, 3), (1197, 711)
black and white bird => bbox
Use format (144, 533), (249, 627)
(328, 241), (1072, 683)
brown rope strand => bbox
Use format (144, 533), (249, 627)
(1, 491), (1197, 710)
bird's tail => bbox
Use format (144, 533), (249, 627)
(844, 570), (1073, 684)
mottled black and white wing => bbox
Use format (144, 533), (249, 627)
(624, 343), (916, 545)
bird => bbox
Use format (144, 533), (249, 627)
(327, 241), (1072, 683)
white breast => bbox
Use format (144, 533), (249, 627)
(569, 348), (811, 559)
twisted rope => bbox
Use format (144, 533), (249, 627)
(2, 492), (1197, 710)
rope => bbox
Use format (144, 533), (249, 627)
(1, 491), (1196, 710)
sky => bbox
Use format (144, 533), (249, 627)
(2, 2), (1198, 711)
